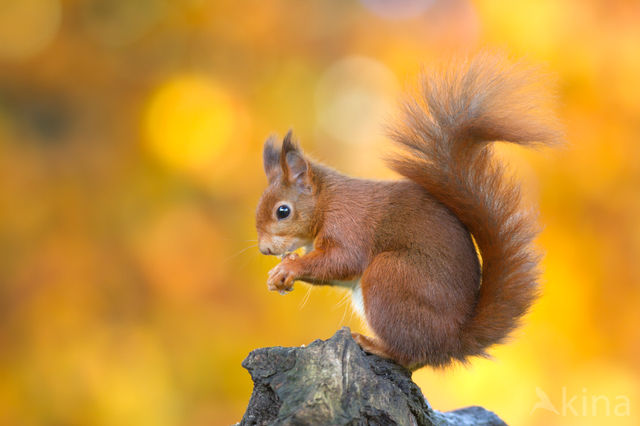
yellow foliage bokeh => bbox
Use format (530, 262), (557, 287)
(144, 75), (240, 178)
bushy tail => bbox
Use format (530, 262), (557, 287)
(387, 53), (561, 360)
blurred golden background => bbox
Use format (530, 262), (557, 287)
(0, 0), (638, 425)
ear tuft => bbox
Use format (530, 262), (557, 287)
(280, 129), (297, 181)
(263, 135), (280, 182)
(282, 129), (298, 151)
(281, 130), (312, 191)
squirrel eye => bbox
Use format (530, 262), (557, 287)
(276, 204), (291, 220)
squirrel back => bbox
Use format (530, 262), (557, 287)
(387, 53), (561, 360)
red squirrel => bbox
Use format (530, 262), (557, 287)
(255, 54), (560, 370)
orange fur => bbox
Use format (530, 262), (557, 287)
(256, 53), (560, 369)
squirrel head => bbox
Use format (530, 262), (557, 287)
(256, 130), (318, 256)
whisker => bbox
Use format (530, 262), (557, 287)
(223, 244), (258, 263)
(339, 300), (349, 326)
(349, 304), (358, 323)
(333, 289), (351, 310)
(237, 249), (260, 270)
(298, 284), (313, 310)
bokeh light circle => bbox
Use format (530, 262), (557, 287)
(315, 56), (398, 146)
(359, 0), (435, 20)
(0, 0), (61, 60)
(144, 75), (238, 176)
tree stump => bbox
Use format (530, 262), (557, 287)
(238, 327), (506, 425)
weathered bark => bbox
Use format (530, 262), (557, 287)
(239, 327), (506, 425)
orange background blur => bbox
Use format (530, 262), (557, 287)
(1, 0), (639, 425)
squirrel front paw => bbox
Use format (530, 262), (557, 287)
(267, 253), (300, 294)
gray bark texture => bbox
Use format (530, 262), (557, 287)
(238, 327), (507, 425)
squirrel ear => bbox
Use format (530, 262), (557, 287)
(263, 136), (280, 183)
(280, 130), (313, 191)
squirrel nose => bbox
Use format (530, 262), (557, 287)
(259, 244), (273, 255)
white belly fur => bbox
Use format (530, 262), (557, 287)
(350, 283), (365, 318)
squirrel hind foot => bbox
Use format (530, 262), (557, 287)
(351, 332), (394, 361)
(352, 332), (423, 371)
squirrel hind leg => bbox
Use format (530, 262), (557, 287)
(359, 251), (475, 370)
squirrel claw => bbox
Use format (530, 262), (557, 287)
(267, 257), (298, 294)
